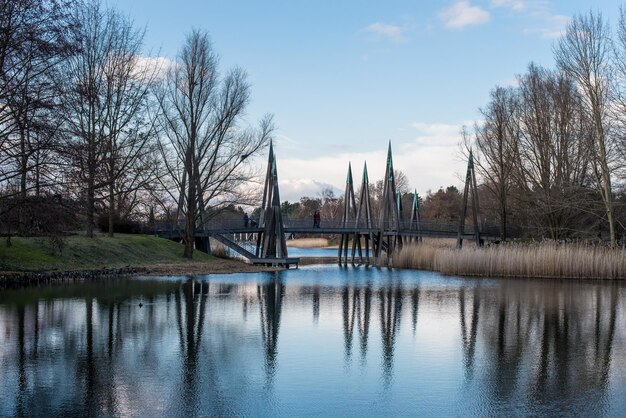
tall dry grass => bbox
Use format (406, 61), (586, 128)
(208, 239), (231, 259)
(395, 242), (626, 279)
(286, 238), (329, 248)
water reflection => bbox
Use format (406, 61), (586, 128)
(258, 275), (284, 382)
(459, 286), (479, 379)
(1, 269), (625, 416)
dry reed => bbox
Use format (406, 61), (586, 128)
(208, 239), (231, 259)
(395, 242), (626, 279)
(286, 238), (329, 248)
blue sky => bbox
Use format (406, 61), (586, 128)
(110, 0), (620, 201)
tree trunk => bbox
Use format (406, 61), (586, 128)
(108, 180), (114, 237)
(86, 181), (94, 238)
(20, 127), (27, 198)
(595, 111), (615, 245)
(19, 125), (27, 234)
(183, 210), (195, 258)
(500, 200), (507, 241)
(86, 145), (95, 238)
(183, 168), (196, 259)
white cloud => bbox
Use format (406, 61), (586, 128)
(409, 123), (462, 146)
(364, 22), (408, 42)
(491, 0), (525, 11)
(279, 179), (341, 202)
(523, 13), (570, 38)
(274, 122), (468, 200)
(490, 1), (571, 39)
(133, 55), (175, 79)
(439, 1), (491, 29)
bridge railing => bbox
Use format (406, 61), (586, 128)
(155, 218), (501, 238)
(281, 218), (497, 236)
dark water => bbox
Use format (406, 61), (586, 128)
(1, 266), (626, 417)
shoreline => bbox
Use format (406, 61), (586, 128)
(5, 238), (626, 289)
(0, 258), (282, 289)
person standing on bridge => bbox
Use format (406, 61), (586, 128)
(243, 212), (249, 228)
(313, 210), (321, 228)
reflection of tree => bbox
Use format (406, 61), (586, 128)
(258, 276), (284, 382)
(2, 275), (625, 416)
(16, 304), (26, 418)
(176, 279), (209, 415)
(411, 287), (420, 335)
(458, 286), (479, 379)
(379, 284), (403, 381)
(312, 286), (320, 323)
(473, 281), (621, 415)
(593, 283), (617, 390)
(85, 297), (95, 414)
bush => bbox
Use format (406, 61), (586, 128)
(97, 214), (143, 234)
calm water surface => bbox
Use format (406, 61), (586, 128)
(1, 265), (626, 417)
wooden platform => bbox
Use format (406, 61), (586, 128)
(248, 257), (300, 268)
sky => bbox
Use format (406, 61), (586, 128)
(109, 0), (620, 202)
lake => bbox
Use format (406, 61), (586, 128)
(1, 265), (625, 417)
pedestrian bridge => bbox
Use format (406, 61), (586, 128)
(156, 142), (492, 267)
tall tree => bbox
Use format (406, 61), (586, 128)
(99, 16), (158, 236)
(61, 0), (155, 237)
(158, 30), (273, 258)
(472, 86), (519, 240)
(0, 0), (74, 237)
(4, 0), (73, 198)
(516, 64), (592, 238)
(555, 11), (616, 244)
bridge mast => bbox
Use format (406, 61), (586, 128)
(374, 141), (402, 266)
(456, 150), (482, 249)
(256, 142), (288, 259)
(353, 162), (374, 264)
(338, 163), (360, 265)
(409, 190), (422, 243)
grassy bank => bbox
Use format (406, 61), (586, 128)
(0, 234), (248, 274)
(395, 242), (626, 279)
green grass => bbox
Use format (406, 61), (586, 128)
(0, 234), (214, 272)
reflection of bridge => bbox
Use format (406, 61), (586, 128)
(157, 141), (496, 267)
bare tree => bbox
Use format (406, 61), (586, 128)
(6, 0), (72, 196)
(0, 0), (74, 240)
(99, 18), (159, 236)
(370, 169), (409, 217)
(319, 187), (342, 222)
(61, 0), (156, 237)
(613, 6), (626, 195)
(157, 30), (273, 258)
(471, 86), (519, 240)
(515, 64), (593, 238)
(555, 11), (617, 244)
